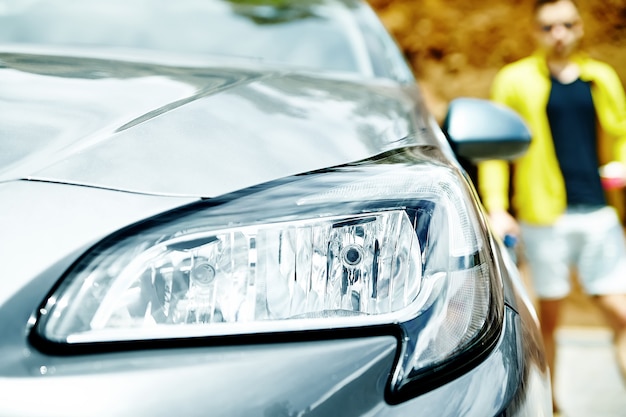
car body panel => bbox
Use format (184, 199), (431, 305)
(0, 181), (196, 305)
(0, 266), (548, 417)
(1, 53), (428, 197)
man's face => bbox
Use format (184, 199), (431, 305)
(534, 0), (584, 59)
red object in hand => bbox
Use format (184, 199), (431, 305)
(600, 162), (626, 190)
(601, 176), (626, 190)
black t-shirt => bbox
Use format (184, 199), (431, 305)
(546, 77), (606, 207)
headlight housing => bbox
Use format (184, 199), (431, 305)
(33, 157), (503, 400)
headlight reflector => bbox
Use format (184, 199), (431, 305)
(71, 210), (421, 340)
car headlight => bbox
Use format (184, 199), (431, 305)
(33, 156), (503, 399)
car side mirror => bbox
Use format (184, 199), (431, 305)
(442, 97), (531, 162)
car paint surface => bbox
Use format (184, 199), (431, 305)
(1, 55), (428, 197)
(1, 269), (548, 416)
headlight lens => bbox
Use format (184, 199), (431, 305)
(55, 210), (421, 337)
(35, 159), (502, 398)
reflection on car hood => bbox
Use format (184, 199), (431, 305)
(0, 53), (427, 197)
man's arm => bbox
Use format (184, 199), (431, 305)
(477, 67), (521, 237)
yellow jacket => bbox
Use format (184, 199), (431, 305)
(478, 52), (626, 225)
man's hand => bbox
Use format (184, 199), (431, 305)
(488, 209), (520, 240)
(600, 161), (626, 190)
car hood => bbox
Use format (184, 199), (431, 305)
(0, 52), (427, 197)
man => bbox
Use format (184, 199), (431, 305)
(478, 0), (626, 414)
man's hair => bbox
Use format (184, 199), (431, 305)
(533, 0), (579, 12)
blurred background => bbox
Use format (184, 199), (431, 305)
(367, 0), (626, 327)
(368, 0), (626, 122)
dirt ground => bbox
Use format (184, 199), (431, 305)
(368, 0), (626, 328)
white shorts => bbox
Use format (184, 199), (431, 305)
(521, 206), (626, 300)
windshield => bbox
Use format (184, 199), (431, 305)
(0, 0), (413, 81)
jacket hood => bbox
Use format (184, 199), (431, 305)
(0, 52), (427, 197)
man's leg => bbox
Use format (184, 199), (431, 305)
(520, 220), (572, 415)
(538, 298), (563, 413)
(575, 207), (626, 381)
(592, 293), (626, 381)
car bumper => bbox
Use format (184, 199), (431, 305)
(0, 305), (551, 417)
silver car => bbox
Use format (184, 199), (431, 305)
(0, 0), (552, 416)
